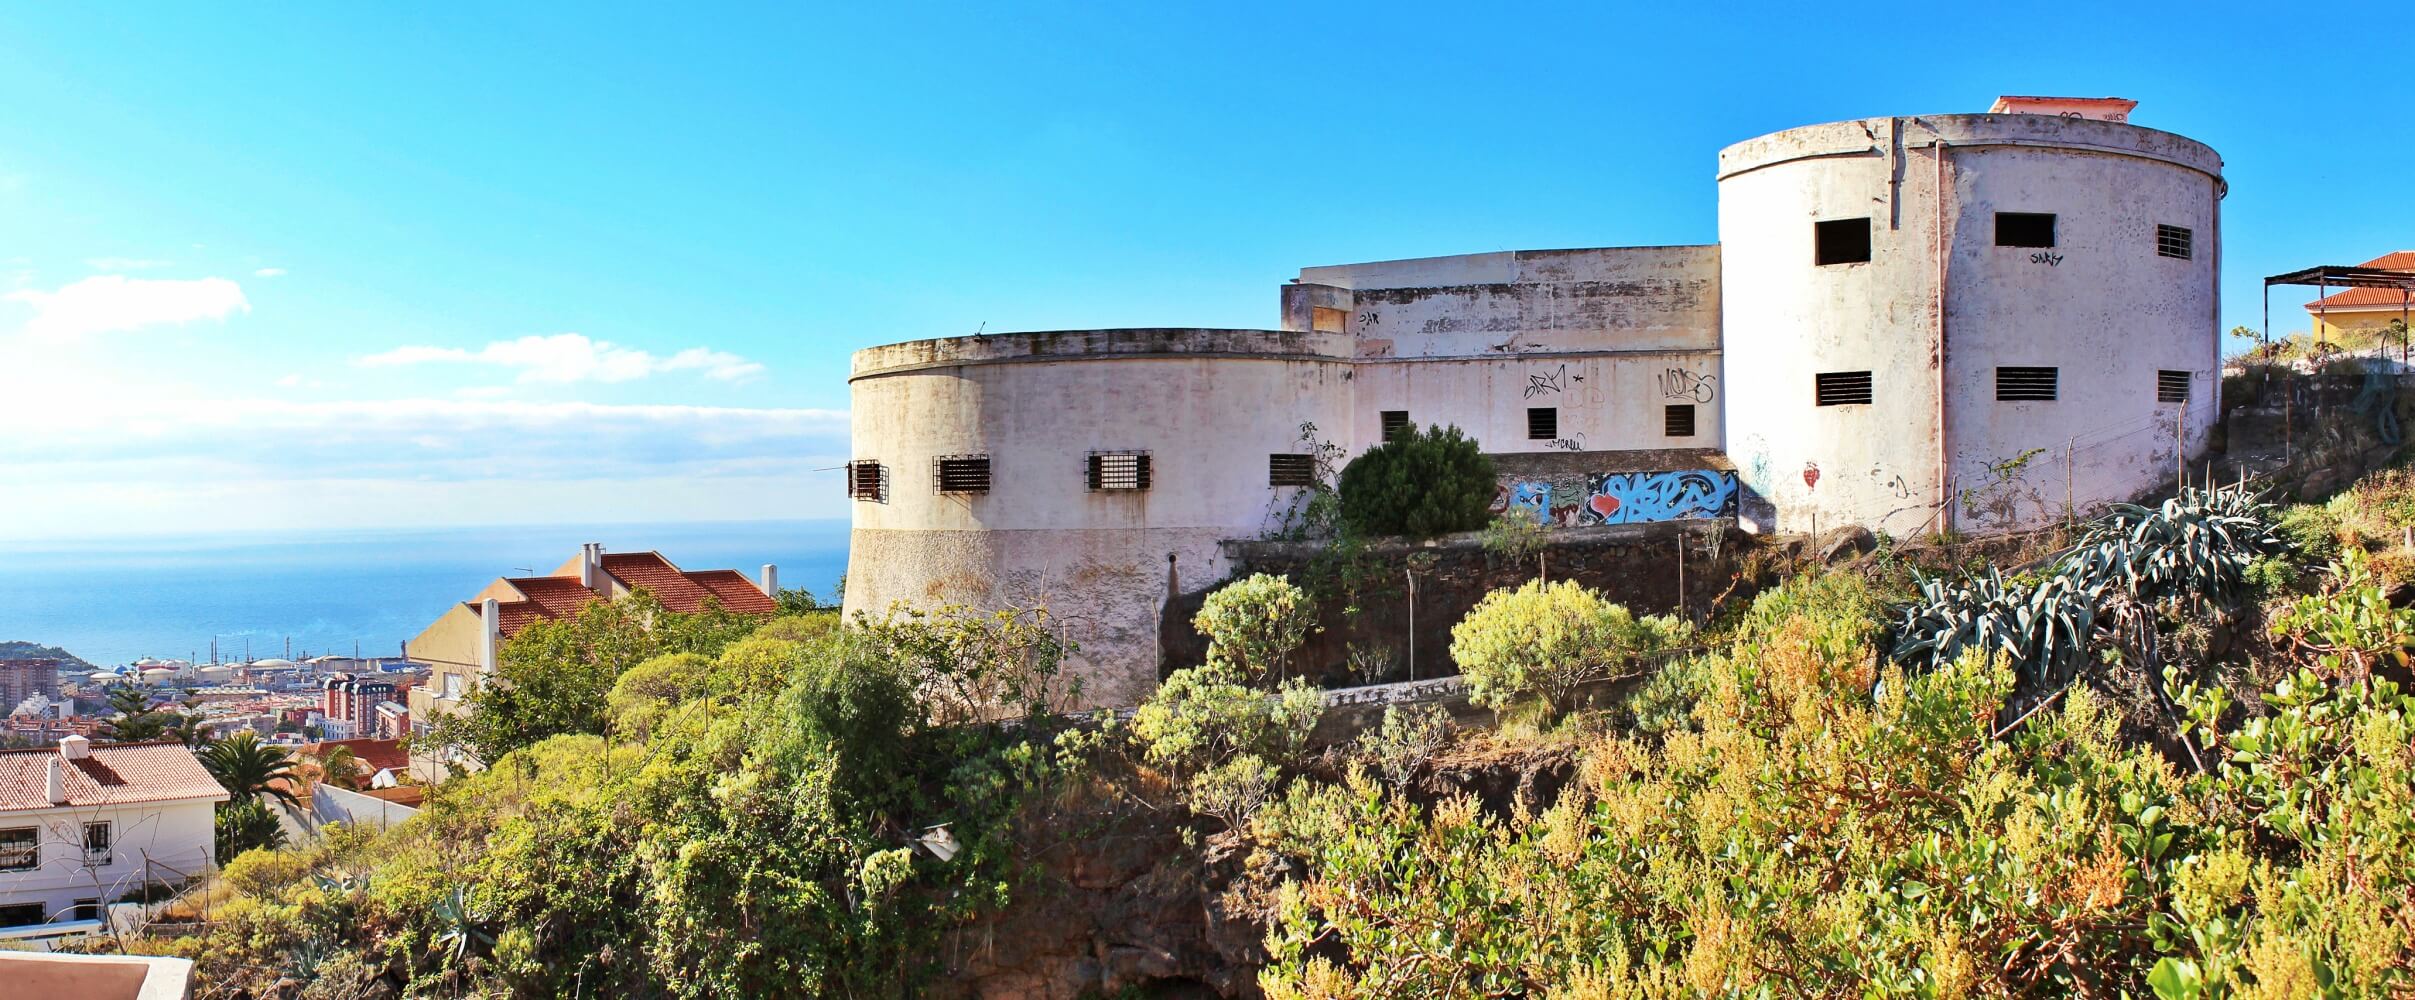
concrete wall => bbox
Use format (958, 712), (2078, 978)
(1718, 114), (2222, 535)
(844, 331), (1355, 708)
(0, 799), (216, 929)
(1285, 246), (1721, 358)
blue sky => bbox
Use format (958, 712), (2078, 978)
(2, 2), (2406, 539)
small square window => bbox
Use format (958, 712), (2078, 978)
(1527, 407), (1558, 440)
(1269, 454), (1317, 487)
(1997, 213), (2056, 248)
(1380, 410), (1411, 443)
(0, 828), (34, 872)
(1996, 366), (2059, 401)
(847, 460), (887, 503)
(934, 455), (991, 494)
(1815, 371), (1873, 406)
(83, 822), (110, 867)
(1087, 452), (1152, 491)
(72, 899), (99, 922)
(2158, 369), (2191, 403)
(1665, 404), (1697, 437)
(2157, 225), (2193, 260)
(1311, 306), (1349, 333)
(1815, 218), (1873, 265)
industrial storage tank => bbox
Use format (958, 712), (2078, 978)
(1715, 111), (2223, 537)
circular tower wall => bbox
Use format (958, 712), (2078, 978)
(1717, 114), (2223, 536)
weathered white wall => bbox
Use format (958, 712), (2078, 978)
(1287, 246), (1720, 359)
(1350, 353), (1721, 455)
(0, 800), (216, 928)
(1718, 114), (2221, 536)
(844, 331), (1353, 708)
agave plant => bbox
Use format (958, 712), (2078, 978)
(1891, 568), (2099, 684)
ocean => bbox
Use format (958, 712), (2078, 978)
(0, 520), (851, 668)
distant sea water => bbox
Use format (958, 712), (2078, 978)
(0, 520), (850, 668)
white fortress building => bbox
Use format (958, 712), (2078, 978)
(844, 97), (2225, 706)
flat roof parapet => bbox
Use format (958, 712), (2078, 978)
(1716, 113), (2222, 182)
(851, 327), (1353, 379)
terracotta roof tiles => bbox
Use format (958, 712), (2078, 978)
(300, 738), (411, 777)
(0, 742), (228, 812)
(684, 568), (780, 615)
(2308, 251), (2415, 312)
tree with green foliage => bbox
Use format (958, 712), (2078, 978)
(1337, 423), (1497, 537)
(1449, 578), (1689, 716)
(1193, 573), (1317, 679)
(214, 801), (287, 864)
(424, 588), (762, 767)
(1131, 664), (1323, 779)
(99, 684), (174, 742)
(200, 730), (300, 807)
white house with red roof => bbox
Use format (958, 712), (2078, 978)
(0, 736), (225, 936)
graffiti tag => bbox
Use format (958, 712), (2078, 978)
(2029, 251), (2063, 267)
(1493, 471), (1739, 526)
(1656, 368), (1717, 403)
(1523, 364), (1568, 398)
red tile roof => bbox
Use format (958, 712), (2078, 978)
(684, 568), (781, 615)
(458, 549), (778, 640)
(2308, 252), (2415, 311)
(510, 576), (606, 618)
(300, 738), (411, 777)
(0, 742), (228, 812)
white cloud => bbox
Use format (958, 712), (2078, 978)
(254, 267), (286, 278)
(359, 333), (766, 383)
(4, 275), (250, 338)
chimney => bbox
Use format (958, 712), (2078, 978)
(578, 542), (598, 589)
(760, 563), (778, 597)
(59, 734), (89, 760)
(45, 757), (65, 805)
(480, 598), (501, 675)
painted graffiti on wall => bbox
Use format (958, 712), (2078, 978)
(1655, 367), (1717, 403)
(1523, 364), (1571, 398)
(1491, 470), (1738, 526)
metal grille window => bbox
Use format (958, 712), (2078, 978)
(82, 822), (110, 867)
(1815, 218), (1873, 265)
(1996, 366), (2060, 401)
(2157, 224), (2194, 260)
(1269, 453), (1317, 487)
(1665, 404), (1697, 437)
(1527, 407), (1557, 440)
(1996, 212), (2056, 248)
(846, 460), (887, 503)
(2158, 369), (2191, 403)
(1380, 410), (1411, 443)
(1086, 452), (1151, 491)
(934, 455), (992, 494)
(1815, 371), (1873, 406)
(0, 828), (34, 872)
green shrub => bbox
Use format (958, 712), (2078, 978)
(1356, 703), (1451, 790)
(1130, 664), (1323, 776)
(1337, 424), (1497, 537)
(215, 801), (286, 864)
(1194, 573), (1317, 679)
(606, 652), (714, 737)
(1449, 579), (1689, 715)
(2274, 502), (2343, 564)
(1188, 753), (1279, 832)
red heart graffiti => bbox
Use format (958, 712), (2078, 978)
(1590, 494), (1621, 518)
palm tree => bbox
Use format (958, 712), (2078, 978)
(316, 745), (363, 790)
(199, 731), (300, 807)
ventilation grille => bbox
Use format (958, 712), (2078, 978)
(847, 460), (887, 503)
(1380, 410), (1411, 443)
(1527, 407), (1558, 440)
(2157, 225), (2194, 260)
(2158, 369), (2191, 403)
(1815, 371), (1873, 406)
(1269, 454), (1317, 487)
(1665, 404), (1696, 437)
(934, 455), (991, 494)
(1087, 452), (1151, 491)
(1996, 366), (2060, 401)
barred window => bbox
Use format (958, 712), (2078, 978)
(1996, 212), (2056, 248)
(1380, 410), (1411, 443)
(1815, 371), (1873, 406)
(2158, 369), (2191, 403)
(2157, 224), (2193, 260)
(83, 822), (110, 867)
(1815, 218), (1872, 265)
(846, 460), (887, 503)
(1087, 452), (1151, 491)
(934, 455), (991, 494)
(1527, 407), (1558, 440)
(1665, 404), (1697, 437)
(0, 828), (34, 872)
(1996, 366), (2059, 401)
(1269, 454), (1317, 487)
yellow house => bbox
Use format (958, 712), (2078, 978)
(2306, 250), (2415, 346)
(404, 543), (779, 767)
